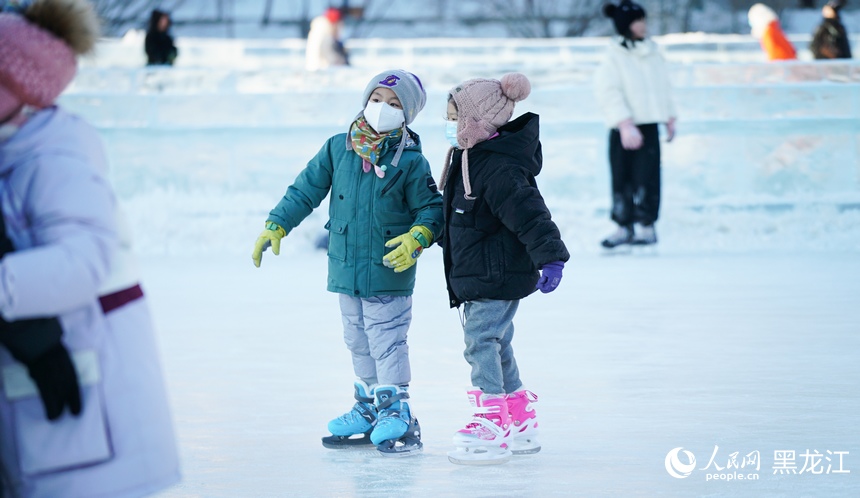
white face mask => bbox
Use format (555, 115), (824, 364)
(445, 120), (460, 148)
(364, 101), (405, 134)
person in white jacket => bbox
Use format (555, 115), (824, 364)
(305, 7), (349, 72)
(593, 0), (677, 249)
(0, 1), (180, 496)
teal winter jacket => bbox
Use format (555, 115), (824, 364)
(267, 129), (443, 297)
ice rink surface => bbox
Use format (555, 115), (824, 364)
(145, 249), (859, 497)
(55, 32), (860, 498)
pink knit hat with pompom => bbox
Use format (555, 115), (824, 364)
(0, 0), (99, 121)
(440, 73), (531, 199)
(449, 72), (531, 149)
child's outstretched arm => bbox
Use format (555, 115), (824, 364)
(252, 222), (287, 268)
(251, 138), (336, 267)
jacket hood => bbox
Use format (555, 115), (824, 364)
(472, 111), (541, 176)
(394, 127), (423, 153)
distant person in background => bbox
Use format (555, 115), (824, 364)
(0, 0), (180, 496)
(748, 3), (797, 61)
(810, 0), (852, 59)
(146, 9), (178, 66)
(594, 0), (677, 249)
(305, 7), (349, 71)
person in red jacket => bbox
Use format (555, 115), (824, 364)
(748, 3), (797, 61)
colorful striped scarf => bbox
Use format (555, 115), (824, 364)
(349, 116), (402, 178)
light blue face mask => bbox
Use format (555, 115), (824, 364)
(445, 120), (460, 149)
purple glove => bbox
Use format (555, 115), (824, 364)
(536, 261), (564, 294)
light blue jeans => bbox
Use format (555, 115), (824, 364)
(339, 294), (412, 386)
(462, 299), (523, 395)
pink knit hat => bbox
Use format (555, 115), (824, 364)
(440, 73), (531, 199)
(0, 0), (99, 121)
(449, 72), (531, 149)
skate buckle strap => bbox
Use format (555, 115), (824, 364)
(472, 405), (501, 415)
(353, 402), (377, 424)
(467, 415), (509, 437)
(354, 392), (374, 404)
(353, 384), (374, 404)
(376, 391), (409, 411)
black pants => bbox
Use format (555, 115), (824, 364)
(608, 123), (661, 227)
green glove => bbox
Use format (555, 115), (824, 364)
(383, 225), (433, 273)
(252, 221), (287, 268)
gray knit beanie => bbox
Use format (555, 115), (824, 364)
(360, 69), (426, 125)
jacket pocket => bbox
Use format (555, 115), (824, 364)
(3, 350), (113, 475)
(325, 218), (348, 262)
(376, 223), (412, 263)
(374, 223), (415, 293)
(486, 239), (505, 282)
(380, 170), (404, 197)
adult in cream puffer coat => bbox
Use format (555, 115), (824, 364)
(593, 0), (677, 249)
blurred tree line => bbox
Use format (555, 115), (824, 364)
(90, 0), (835, 37)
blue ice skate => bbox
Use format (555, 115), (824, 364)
(371, 385), (423, 456)
(322, 381), (377, 449)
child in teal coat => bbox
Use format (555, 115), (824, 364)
(252, 70), (442, 456)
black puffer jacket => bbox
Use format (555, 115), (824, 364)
(441, 112), (570, 308)
(145, 31), (177, 65)
(810, 17), (852, 60)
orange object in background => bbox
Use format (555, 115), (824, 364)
(761, 19), (797, 60)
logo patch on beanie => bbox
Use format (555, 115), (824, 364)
(379, 74), (401, 87)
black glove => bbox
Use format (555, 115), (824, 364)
(25, 343), (82, 421)
(1, 315), (83, 421)
(0, 202), (81, 420)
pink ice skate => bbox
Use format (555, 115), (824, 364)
(447, 389), (513, 465)
(506, 389), (541, 454)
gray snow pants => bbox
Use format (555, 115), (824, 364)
(338, 294), (412, 386)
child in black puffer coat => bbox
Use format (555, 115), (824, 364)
(439, 73), (569, 465)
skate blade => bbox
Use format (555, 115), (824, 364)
(509, 434), (541, 455)
(377, 442), (424, 457)
(630, 244), (658, 257)
(322, 433), (374, 449)
(447, 448), (512, 466)
(601, 244), (633, 255)
(452, 434), (511, 449)
(511, 446), (541, 455)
